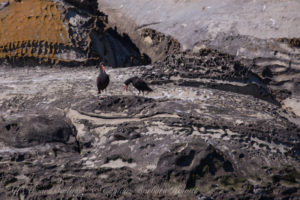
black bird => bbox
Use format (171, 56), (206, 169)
(124, 76), (153, 95)
(96, 63), (110, 94)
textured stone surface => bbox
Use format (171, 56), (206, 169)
(0, 115), (77, 149)
(0, 0), (300, 199)
(97, 0), (300, 116)
(0, 0), (149, 66)
(97, 0), (300, 51)
(0, 66), (299, 199)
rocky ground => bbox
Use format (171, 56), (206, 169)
(97, 0), (300, 118)
(0, 63), (299, 199)
(1, 0), (300, 199)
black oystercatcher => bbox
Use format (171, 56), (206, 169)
(124, 76), (153, 95)
(96, 63), (110, 94)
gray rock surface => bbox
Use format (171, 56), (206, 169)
(0, 66), (299, 199)
(97, 0), (300, 51)
(0, 115), (77, 149)
(0, 0), (300, 199)
(97, 0), (300, 117)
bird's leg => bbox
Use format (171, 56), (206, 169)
(138, 90), (140, 95)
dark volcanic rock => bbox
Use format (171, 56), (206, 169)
(156, 142), (235, 190)
(0, 115), (77, 149)
(142, 49), (282, 105)
(96, 95), (154, 114)
(0, 65), (299, 199)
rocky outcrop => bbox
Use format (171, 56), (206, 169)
(0, 115), (78, 149)
(96, 0), (300, 56)
(0, 0), (300, 199)
(1, 0), (299, 113)
(142, 49), (279, 105)
(0, 66), (299, 199)
(97, 0), (300, 116)
(0, 0), (149, 67)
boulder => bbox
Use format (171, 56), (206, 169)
(0, 115), (77, 149)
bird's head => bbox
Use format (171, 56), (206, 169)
(97, 62), (105, 71)
(123, 84), (128, 91)
(101, 65), (105, 71)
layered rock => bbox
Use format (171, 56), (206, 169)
(97, 0), (300, 116)
(0, 67), (299, 199)
(0, 0), (149, 66)
(0, 0), (300, 199)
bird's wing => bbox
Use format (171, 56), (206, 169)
(136, 79), (151, 90)
(106, 74), (110, 85)
(96, 75), (101, 85)
(138, 80), (148, 87)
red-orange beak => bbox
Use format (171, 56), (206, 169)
(101, 65), (105, 71)
(124, 84), (128, 90)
